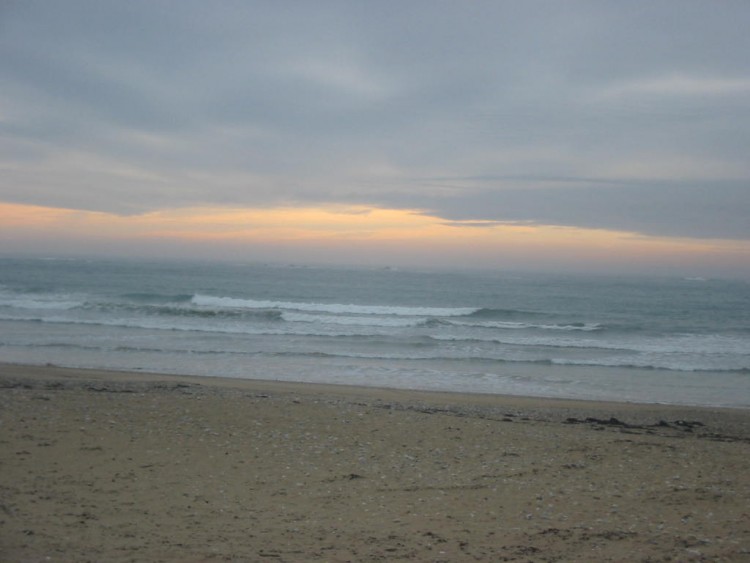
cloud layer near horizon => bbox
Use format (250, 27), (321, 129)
(1, 1), (749, 247)
(4, 201), (747, 276)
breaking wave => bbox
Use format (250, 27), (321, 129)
(191, 294), (480, 317)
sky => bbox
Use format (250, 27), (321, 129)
(1, 0), (749, 277)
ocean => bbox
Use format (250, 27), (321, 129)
(1, 257), (748, 407)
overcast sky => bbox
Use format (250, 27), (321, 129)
(1, 1), (749, 274)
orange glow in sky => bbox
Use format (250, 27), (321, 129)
(1, 201), (747, 275)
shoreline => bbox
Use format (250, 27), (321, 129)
(3, 360), (749, 412)
(2, 363), (749, 561)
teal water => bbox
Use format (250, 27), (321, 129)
(1, 258), (748, 406)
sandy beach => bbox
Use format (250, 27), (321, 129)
(1, 363), (748, 562)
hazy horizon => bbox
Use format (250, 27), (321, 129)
(2, 250), (748, 284)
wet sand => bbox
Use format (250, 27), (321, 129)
(1, 363), (749, 562)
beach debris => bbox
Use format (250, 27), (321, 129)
(564, 417), (633, 428)
(564, 417), (710, 435)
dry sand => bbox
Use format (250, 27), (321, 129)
(1, 363), (749, 562)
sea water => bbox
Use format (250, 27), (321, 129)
(0, 257), (748, 407)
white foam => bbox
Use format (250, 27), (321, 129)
(281, 311), (428, 327)
(192, 294), (478, 317)
(430, 332), (749, 356)
(0, 314), (391, 340)
(0, 291), (83, 311)
(430, 333), (625, 350)
(448, 319), (602, 331)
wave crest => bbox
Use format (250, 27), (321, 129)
(448, 319), (602, 331)
(192, 294), (479, 317)
(281, 311), (429, 328)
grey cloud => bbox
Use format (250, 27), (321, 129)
(391, 179), (750, 240)
(1, 1), (749, 239)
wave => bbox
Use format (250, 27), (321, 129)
(120, 292), (194, 304)
(0, 314), (284, 335)
(0, 314), (396, 339)
(281, 311), (430, 328)
(429, 332), (750, 355)
(0, 291), (85, 311)
(12, 333), (743, 373)
(96, 302), (282, 321)
(547, 358), (750, 373)
(257, 350), (749, 373)
(3, 319), (746, 374)
(3, 310), (747, 357)
(7, 341), (105, 352)
(467, 307), (548, 319)
(191, 294), (480, 317)
(446, 319), (603, 331)
(429, 333), (626, 350)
